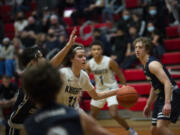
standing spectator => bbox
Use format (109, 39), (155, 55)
(0, 75), (18, 135)
(102, 0), (115, 22)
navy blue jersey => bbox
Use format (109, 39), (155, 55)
(24, 103), (84, 135)
(8, 89), (38, 129)
(144, 56), (177, 97)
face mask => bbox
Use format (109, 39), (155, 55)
(48, 33), (54, 38)
(147, 26), (155, 32)
(123, 15), (130, 21)
(149, 10), (157, 16)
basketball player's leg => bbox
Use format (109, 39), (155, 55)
(107, 96), (130, 129)
(90, 98), (106, 119)
(156, 120), (174, 135)
(150, 126), (158, 135)
(107, 96), (138, 135)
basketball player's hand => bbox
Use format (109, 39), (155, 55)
(143, 104), (151, 118)
(162, 103), (171, 116)
(67, 27), (77, 47)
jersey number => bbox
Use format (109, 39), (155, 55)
(99, 75), (104, 85)
(68, 96), (77, 107)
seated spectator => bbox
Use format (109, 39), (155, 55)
(116, 9), (133, 35)
(49, 14), (67, 39)
(102, 0), (115, 22)
(145, 22), (165, 59)
(131, 12), (146, 36)
(20, 16), (38, 48)
(93, 28), (112, 56)
(0, 38), (15, 77)
(14, 11), (28, 37)
(45, 28), (65, 59)
(110, 26), (128, 65)
(165, 0), (179, 26)
(120, 25), (139, 69)
(0, 75), (18, 135)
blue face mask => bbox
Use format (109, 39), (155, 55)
(147, 26), (155, 32)
(123, 15), (130, 21)
(149, 10), (157, 16)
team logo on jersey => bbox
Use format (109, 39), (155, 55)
(92, 69), (108, 75)
(65, 86), (82, 94)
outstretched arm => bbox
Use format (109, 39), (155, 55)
(50, 28), (77, 67)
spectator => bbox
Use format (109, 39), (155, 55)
(102, 0), (115, 22)
(14, 11), (28, 37)
(45, 28), (64, 59)
(120, 26), (139, 69)
(49, 14), (67, 39)
(93, 28), (112, 56)
(131, 12), (146, 36)
(20, 16), (38, 48)
(0, 16), (4, 44)
(165, 0), (180, 25)
(146, 22), (165, 59)
(0, 38), (15, 77)
(117, 9), (133, 35)
(110, 26), (128, 65)
(0, 75), (18, 135)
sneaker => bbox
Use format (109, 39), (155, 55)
(128, 128), (138, 135)
(170, 20), (180, 26)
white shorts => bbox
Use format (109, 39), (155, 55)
(90, 88), (118, 108)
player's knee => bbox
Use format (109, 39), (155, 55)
(109, 111), (118, 119)
(150, 126), (158, 135)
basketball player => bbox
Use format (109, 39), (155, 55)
(57, 43), (122, 109)
(21, 62), (113, 135)
(134, 37), (180, 135)
(8, 28), (77, 135)
(86, 40), (138, 135)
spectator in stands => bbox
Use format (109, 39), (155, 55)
(12, 37), (24, 83)
(45, 28), (65, 59)
(144, 4), (167, 37)
(145, 22), (165, 59)
(93, 28), (112, 56)
(102, 0), (115, 22)
(113, 0), (125, 14)
(131, 12), (146, 36)
(20, 16), (38, 48)
(110, 26), (128, 65)
(120, 25), (139, 69)
(71, 0), (93, 25)
(35, 33), (47, 56)
(49, 14), (67, 39)
(165, 0), (180, 26)
(0, 38), (15, 77)
(14, 11), (28, 37)
(0, 75), (18, 135)
(56, 0), (74, 18)
(116, 9), (133, 35)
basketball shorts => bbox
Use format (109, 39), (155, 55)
(90, 88), (118, 108)
(152, 88), (180, 126)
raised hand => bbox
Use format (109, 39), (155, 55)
(67, 27), (77, 47)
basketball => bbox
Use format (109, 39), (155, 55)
(116, 85), (138, 108)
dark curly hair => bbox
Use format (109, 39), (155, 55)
(63, 43), (85, 67)
(21, 61), (62, 106)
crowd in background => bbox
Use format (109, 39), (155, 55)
(0, 0), (179, 130)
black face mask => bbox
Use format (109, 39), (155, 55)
(18, 17), (24, 21)
(48, 34), (54, 38)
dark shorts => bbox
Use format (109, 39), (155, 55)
(152, 88), (180, 126)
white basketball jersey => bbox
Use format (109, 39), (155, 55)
(57, 67), (94, 108)
(88, 56), (118, 90)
